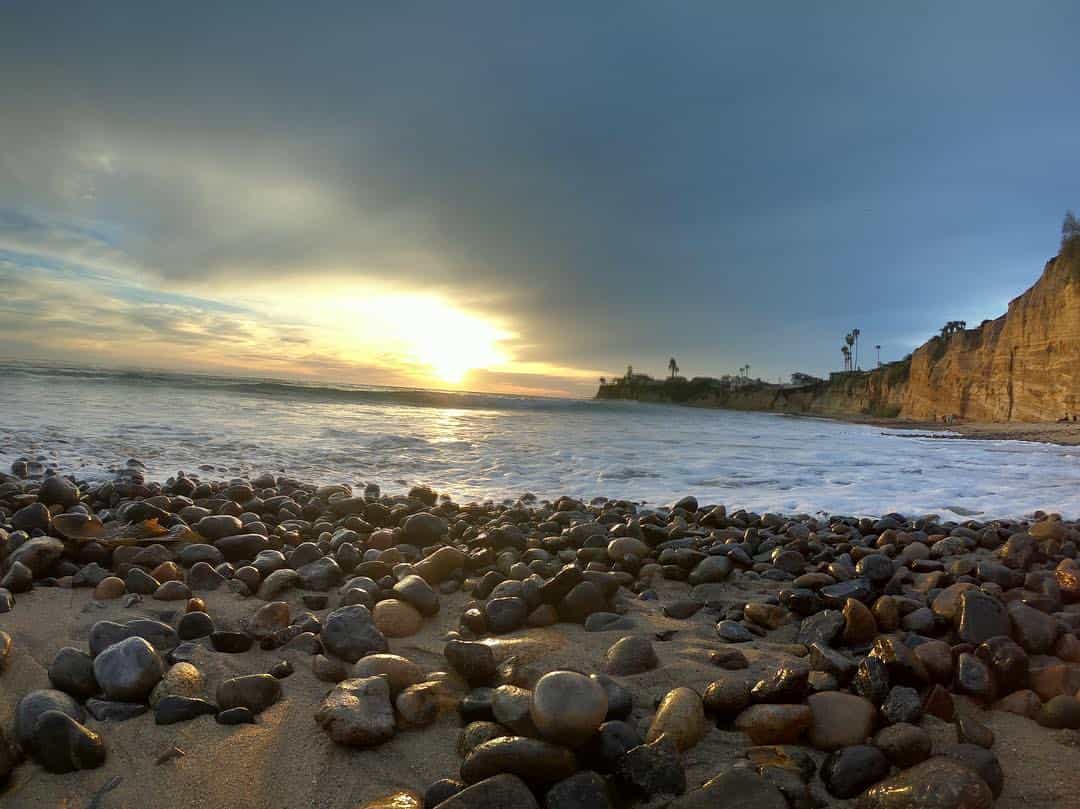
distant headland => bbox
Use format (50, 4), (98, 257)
(598, 234), (1080, 429)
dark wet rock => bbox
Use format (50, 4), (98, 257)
(433, 774), (540, 809)
(155, 695), (218, 724)
(1007, 601), (1059, 654)
(1, 561), (33, 593)
(922, 684), (956, 721)
(612, 739), (686, 799)
(703, 676), (752, 722)
(711, 648), (750, 669)
(559, 581), (607, 623)
(93, 636), (164, 701)
(11, 502), (52, 534)
(584, 612), (634, 632)
(601, 635), (658, 675)
(580, 720), (642, 773)
(403, 512), (447, 545)
(974, 635), (1028, 692)
(821, 744), (890, 799)
(857, 756), (993, 808)
(214, 533), (270, 561)
(820, 579), (872, 609)
(86, 699), (148, 721)
(178, 611), (215, 640)
(461, 736), (577, 786)
(210, 631), (254, 653)
(28, 710), (106, 773)
(217, 673), (281, 714)
(873, 722), (932, 767)
(667, 768), (787, 809)
(956, 589), (1009, 645)
(14, 689), (86, 746)
(882, 686), (922, 725)
(809, 642), (856, 684)
(937, 743), (1003, 798)
(486, 597), (528, 634)
(797, 610), (844, 647)
(321, 604), (388, 662)
(316, 676), (395, 746)
(459, 688), (496, 723)
(664, 600), (703, 619)
(187, 561), (227, 591)
(954, 653), (994, 701)
(716, 620), (754, 643)
(751, 664), (809, 704)
(458, 721), (510, 756)
(446, 639), (497, 686)
(195, 514), (244, 540)
(590, 673), (632, 720)
(48, 647), (99, 699)
(853, 656), (890, 705)
(424, 778), (466, 808)
(544, 770), (612, 809)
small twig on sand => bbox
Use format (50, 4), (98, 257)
(86, 775), (122, 809)
(155, 745), (186, 765)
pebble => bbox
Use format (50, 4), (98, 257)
(93, 636), (164, 702)
(821, 744), (890, 798)
(322, 605), (389, 662)
(14, 689), (86, 746)
(217, 673), (281, 714)
(460, 736), (577, 786)
(530, 670), (608, 747)
(806, 691), (877, 750)
(613, 739), (686, 799)
(544, 770), (613, 809)
(856, 756), (993, 808)
(48, 647), (99, 699)
(873, 722), (932, 767)
(445, 640), (497, 686)
(432, 773), (539, 809)
(734, 704), (812, 745)
(600, 635), (658, 675)
(94, 576), (126, 599)
(28, 709), (106, 773)
(316, 676), (396, 746)
(154, 695), (218, 724)
(646, 686), (706, 752)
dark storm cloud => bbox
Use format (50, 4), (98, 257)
(2, 1), (1079, 381)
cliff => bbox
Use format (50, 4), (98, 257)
(597, 250), (1080, 422)
(902, 252), (1080, 421)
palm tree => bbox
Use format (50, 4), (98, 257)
(875, 345), (881, 367)
(599, 377), (606, 386)
(852, 328), (861, 370)
(668, 357), (680, 379)
(841, 345), (851, 372)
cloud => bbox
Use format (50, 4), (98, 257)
(1, 2), (1079, 385)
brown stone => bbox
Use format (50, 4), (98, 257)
(93, 576), (125, 599)
(1056, 633), (1080, 663)
(914, 640), (954, 683)
(807, 691), (877, 750)
(994, 689), (1042, 719)
(646, 687), (707, 752)
(734, 704), (812, 745)
(150, 561), (182, 582)
(871, 596), (900, 632)
(1029, 661), (1080, 700)
(842, 598), (877, 646)
(922, 684), (955, 721)
(373, 599), (424, 638)
(855, 756), (993, 809)
(744, 603), (788, 630)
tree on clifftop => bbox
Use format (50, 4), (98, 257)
(1063, 210), (1080, 248)
(668, 357), (680, 379)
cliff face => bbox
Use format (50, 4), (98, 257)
(903, 253), (1080, 421)
(597, 251), (1080, 422)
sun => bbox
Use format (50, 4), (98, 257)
(399, 297), (512, 384)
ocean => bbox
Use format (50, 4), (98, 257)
(1, 363), (1077, 519)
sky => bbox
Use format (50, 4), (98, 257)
(2, 2), (1079, 396)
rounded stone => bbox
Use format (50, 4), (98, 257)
(48, 647), (99, 699)
(14, 689), (86, 746)
(807, 691), (877, 750)
(28, 710), (106, 773)
(352, 654), (426, 695)
(217, 673), (282, 714)
(645, 686), (706, 752)
(601, 636), (659, 675)
(92, 636), (164, 702)
(461, 736), (577, 786)
(856, 756), (994, 808)
(822, 744), (890, 799)
(93, 577), (126, 599)
(530, 670), (608, 747)
(373, 599), (424, 637)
